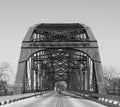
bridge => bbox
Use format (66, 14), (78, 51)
(1, 23), (120, 107)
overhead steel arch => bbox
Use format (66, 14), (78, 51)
(14, 23), (106, 95)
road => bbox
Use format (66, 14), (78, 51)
(3, 91), (107, 107)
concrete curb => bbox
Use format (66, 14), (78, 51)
(0, 93), (40, 106)
(0, 91), (50, 106)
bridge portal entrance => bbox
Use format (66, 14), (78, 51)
(14, 23), (106, 95)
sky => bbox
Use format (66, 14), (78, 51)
(0, 0), (120, 83)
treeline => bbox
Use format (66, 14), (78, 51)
(0, 61), (120, 96)
(103, 66), (120, 95)
(0, 62), (14, 96)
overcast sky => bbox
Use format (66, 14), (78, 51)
(0, 0), (120, 83)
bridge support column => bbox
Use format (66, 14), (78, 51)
(14, 62), (26, 94)
(93, 61), (106, 94)
(31, 58), (34, 92)
(35, 71), (39, 91)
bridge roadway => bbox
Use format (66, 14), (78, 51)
(3, 91), (107, 107)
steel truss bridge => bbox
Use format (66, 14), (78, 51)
(2, 23), (119, 107)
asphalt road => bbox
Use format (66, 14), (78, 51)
(3, 91), (107, 107)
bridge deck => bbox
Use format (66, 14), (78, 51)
(3, 91), (106, 107)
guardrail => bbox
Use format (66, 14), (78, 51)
(69, 91), (120, 107)
(0, 91), (49, 106)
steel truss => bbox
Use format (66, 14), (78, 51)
(14, 23), (106, 94)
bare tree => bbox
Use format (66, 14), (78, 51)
(103, 66), (120, 94)
(0, 62), (13, 95)
(0, 62), (10, 81)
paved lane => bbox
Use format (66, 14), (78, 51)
(3, 91), (107, 107)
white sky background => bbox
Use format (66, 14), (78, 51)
(0, 0), (120, 84)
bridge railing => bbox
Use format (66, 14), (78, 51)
(0, 91), (49, 105)
(69, 91), (120, 107)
